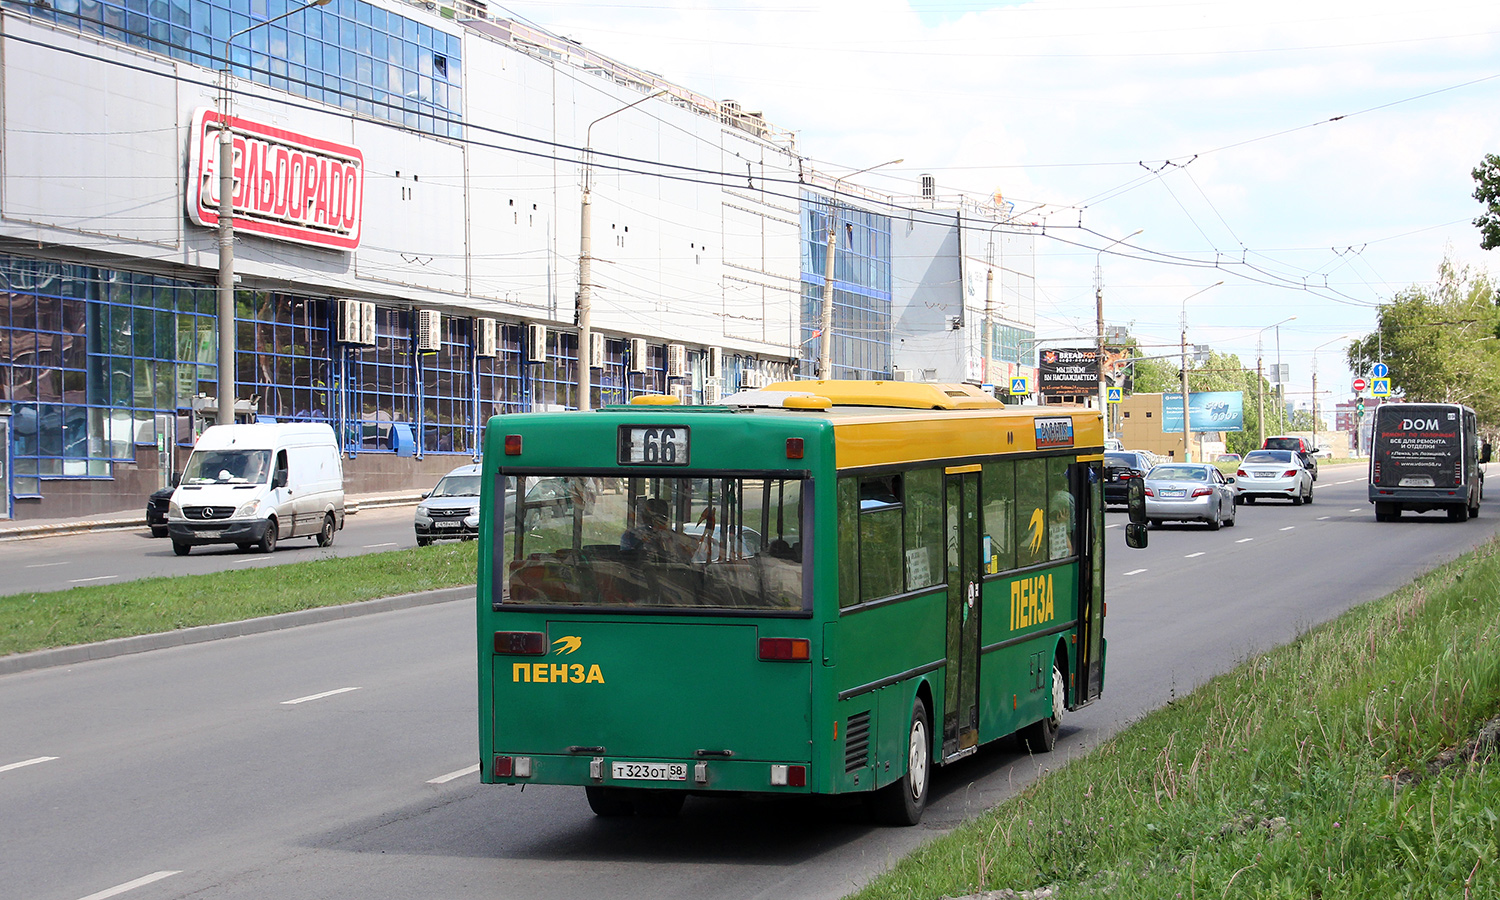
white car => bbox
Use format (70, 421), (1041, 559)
(1235, 450), (1313, 505)
(1143, 462), (1238, 529)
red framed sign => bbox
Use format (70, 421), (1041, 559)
(186, 108), (364, 251)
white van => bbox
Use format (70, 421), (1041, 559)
(167, 423), (345, 555)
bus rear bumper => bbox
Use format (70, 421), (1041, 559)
(482, 752), (815, 794)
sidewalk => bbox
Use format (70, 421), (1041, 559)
(0, 489), (426, 543)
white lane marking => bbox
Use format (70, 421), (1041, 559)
(1123, 568), (1147, 576)
(1349, 509), (1362, 513)
(1236, 538), (1254, 543)
(77, 871), (181, 900)
(1280, 526), (1295, 531)
(232, 557), (277, 565)
(363, 542), (399, 548)
(1317, 516), (1330, 520)
(1335, 479), (1362, 485)
(68, 575), (118, 584)
(1184, 552), (1205, 558)
(281, 687), (360, 705)
(1104, 524), (1119, 529)
(428, 763), (481, 784)
(0, 756), (58, 774)
(25, 561), (71, 568)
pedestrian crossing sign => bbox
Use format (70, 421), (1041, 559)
(1009, 376), (1031, 395)
(1371, 377), (1391, 397)
(1106, 387), (1122, 403)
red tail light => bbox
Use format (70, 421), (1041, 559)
(1143, 487), (1155, 497)
(1236, 469), (1247, 478)
(1283, 470), (1298, 478)
(1191, 487), (1212, 498)
(494, 631), (547, 655)
(758, 637), (810, 661)
(785, 437), (804, 459)
(504, 434), (522, 455)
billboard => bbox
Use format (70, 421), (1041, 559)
(1037, 347), (1100, 396)
(1161, 392), (1244, 433)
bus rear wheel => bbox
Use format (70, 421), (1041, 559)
(1020, 661), (1064, 753)
(870, 696), (931, 826)
(584, 786), (634, 817)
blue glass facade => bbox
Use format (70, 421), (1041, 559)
(7, 0), (463, 138)
(800, 194), (893, 379)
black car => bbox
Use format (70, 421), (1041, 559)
(1103, 451), (1154, 506)
(1262, 435), (1318, 481)
(145, 477), (178, 537)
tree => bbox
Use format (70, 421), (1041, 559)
(1473, 153), (1500, 250)
(1346, 255), (1500, 439)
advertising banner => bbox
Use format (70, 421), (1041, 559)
(1037, 347), (1100, 396)
(1161, 391), (1245, 433)
(187, 108), (364, 251)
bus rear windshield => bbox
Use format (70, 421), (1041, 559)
(500, 475), (806, 612)
(1373, 406), (1461, 488)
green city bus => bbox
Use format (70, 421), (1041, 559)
(477, 381), (1107, 825)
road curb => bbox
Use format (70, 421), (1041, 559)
(0, 585), (474, 677)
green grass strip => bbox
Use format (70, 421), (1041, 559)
(0, 543), (478, 656)
(850, 534), (1500, 900)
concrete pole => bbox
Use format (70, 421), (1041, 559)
(216, 110), (235, 427)
(1181, 313), (1191, 462)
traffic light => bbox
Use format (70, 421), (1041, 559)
(1356, 399), (1365, 417)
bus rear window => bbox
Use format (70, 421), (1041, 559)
(499, 475), (806, 612)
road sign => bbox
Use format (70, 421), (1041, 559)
(1009, 376), (1031, 396)
(1106, 387), (1123, 403)
(1371, 377), (1391, 397)
(1371, 362), (1389, 378)
(1352, 377), (1367, 392)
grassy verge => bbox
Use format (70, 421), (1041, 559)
(851, 536), (1500, 900)
(0, 543), (477, 656)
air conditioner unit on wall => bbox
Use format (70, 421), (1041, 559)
(528, 323), (548, 363)
(338, 299), (362, 344)
(590, 332), (606, 369)
(666, 343), (687, 378)
(740, 370), (764, 390)
(891, 368), (919, 382)
(703, 380), (721, 405)
(706, 347), (722, 379)
(670, 383), (688, 403)
(475, 317), (497, 357)
(417, 309), (442, 352)
(628, 338), (648, 373)
(360, 302), (377, 345)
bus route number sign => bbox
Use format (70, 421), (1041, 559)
(619, 426), (690, 466)
(1034, 416), (1075, 449)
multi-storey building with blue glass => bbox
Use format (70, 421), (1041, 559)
(0, 0), (1035, 521)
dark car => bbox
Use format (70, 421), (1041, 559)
(1103, 451), (1154, 506)
(414, 464), (484, 546)
(145, 474), (180, 538)
(1262, 435), (1319, 481)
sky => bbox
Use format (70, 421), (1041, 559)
(495, 0), (1500, 418)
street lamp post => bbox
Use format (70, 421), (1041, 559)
(1093, 229), (1142, 436)
(1256, 316), (1296, 446)
(1177, 281), (1223, 462)
(576, 90), (666, 411)
(1310, 334), (1355, 452)
(216, 0), (333, 426)
(818, 158), (902, 379)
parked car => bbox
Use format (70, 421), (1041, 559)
(1262, 435), (1319, 481)
(1143, 462), (1237, 529)
(1103, 451), (1154, 506)
(1236, 449), (1314, 505)
(415, 464), (484, 545)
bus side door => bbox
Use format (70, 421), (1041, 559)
(942, 469), (982, 759)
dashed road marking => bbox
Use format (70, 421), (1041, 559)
(1123, 568), (1148, 576)
(76, 871), (181, 900)
(428, 763), (481, 784)
(1317, 516), (1330, 520)
(68, 575), (118, 584)
(1184, 552), (1205, 558)
(364, 542), (398, 548)
(1236, 538), (1254, 543)
(0, 756), (58, 774)
(25, 561), (71, 568)
(1280, 526), (1295, 531)
(282, 687), (360, 705)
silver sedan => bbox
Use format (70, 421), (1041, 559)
(1235, 449), (1313, 505)
(1143, 462), (1238, 530)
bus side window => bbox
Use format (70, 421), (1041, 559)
(858, 475), (903, 602)
(1047, 457), (1074, 560)
(1014, 458), (1047, 568)
(837, 477), (861, 608)
(903, 467), (943, 591)
(982, 461), (1015, 575)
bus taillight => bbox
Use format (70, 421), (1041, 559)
(494, 631), (547, 655)
(770, 764), (806, 787)
(786, 437), (804, 459)
(504, 434), (523, 455)
(493, 756), (533, 778)
(758, 638), (810, 661)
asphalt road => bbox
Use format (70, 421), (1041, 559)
(2, 463), (1497, 900)
(0, 505), (428, 597)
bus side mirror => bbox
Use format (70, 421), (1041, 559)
(1126, 477), (1148, 526)
(1483, 443), (1493, 464)
(1125, 522), (1148, 549)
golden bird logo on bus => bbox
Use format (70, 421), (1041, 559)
(552, 635), (582, 655)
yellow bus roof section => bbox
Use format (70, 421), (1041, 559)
(762, 380), (1002, 410)
(830, 406), (1105, 470)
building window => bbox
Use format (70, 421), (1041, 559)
(349, 307), (415, 451)
(799, 194), (893, 380)
(420, 315), (473, 454)
(237, 291), (331, 423)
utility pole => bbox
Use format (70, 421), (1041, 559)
(818, 158), (901, 379)
(1093, 229), (1141, 437)
(1181, 309), (1191, 462)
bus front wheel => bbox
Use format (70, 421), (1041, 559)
(870, 696), (931, 826)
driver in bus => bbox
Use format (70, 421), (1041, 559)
(621, 498), (699, 562)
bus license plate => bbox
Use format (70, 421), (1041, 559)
(611, 761), (687, 782)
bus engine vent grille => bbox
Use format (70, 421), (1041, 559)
(844, 712), (871, 773)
